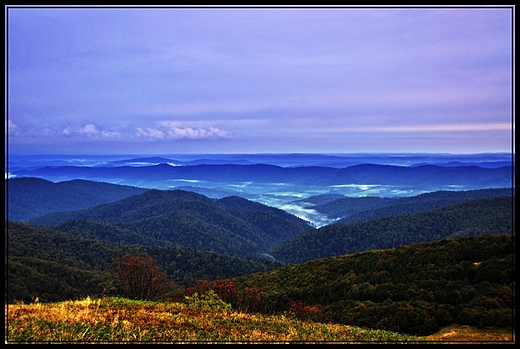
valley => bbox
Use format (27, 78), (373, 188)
(5, 152), (515, 227)
(4, 152), (515, 342)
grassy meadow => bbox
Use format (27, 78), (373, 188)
(5, 297), (514, 344)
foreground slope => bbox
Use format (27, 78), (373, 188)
(269, 196), (514, 264)
(234, 234), (514, 336)
(6, 297), (426, 343)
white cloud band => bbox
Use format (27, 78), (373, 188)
(6, 120), (230, 142)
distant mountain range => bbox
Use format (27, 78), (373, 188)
(98, 154), (516, 169)
(9, 162), (514, 193)
(7, 152), (514, 170)
(7, 153), (514, 227)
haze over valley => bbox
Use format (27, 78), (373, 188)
(7, 152), (514, 227)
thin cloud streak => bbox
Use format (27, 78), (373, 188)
(7, 121), (231, 143)
(342, 123), (512, 133)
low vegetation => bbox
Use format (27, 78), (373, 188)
(5, 296), (427, 343)
(6, 296), (514, 344)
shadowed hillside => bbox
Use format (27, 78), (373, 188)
(26, 189), (314, 258)
(233, 234), (514, 336)
(269, 196), (514, 264)
(303, 187), (513, 223)
(5, 177), (148, 221)
(5, 220), (285, 304)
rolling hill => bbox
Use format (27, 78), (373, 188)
(335, 187), (513, 224)
(26, 189), (314, 258)
(295, 187), (513, 223)
(233, 233), (514, 336)
(5, 220), (285, 303)
(268, 196), (514, 264)
(5, 177), (148, 221)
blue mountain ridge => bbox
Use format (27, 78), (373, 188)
(11, 163), (513, 189)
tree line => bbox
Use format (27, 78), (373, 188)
(106, 233), (514, 336)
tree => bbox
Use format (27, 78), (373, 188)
(112, 254), (172, 301)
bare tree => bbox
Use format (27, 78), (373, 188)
(112, 254), (173, 301)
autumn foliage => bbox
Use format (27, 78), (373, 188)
(179, 277), (323, 321)
(112, 254), (173, 301)
(288, 300), (323, 322)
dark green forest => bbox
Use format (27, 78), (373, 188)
(25, 189), (313, 258)
(329, 187), (513, 223)
(269, 196), (514, 264)
(6, 219), (514, 336)
(6, 177), (147, 221)
(5, 220), (285, 304)
(231, 234), (514, 336)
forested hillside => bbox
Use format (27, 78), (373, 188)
(5, 221), (285, 304)
(305, 187), (513, 223)
(6, 223), (514, 337)
(5, 177), (148, 221)
(232, 234), (514, 336)
(25, 189), (313, 258)
(269, 196), (514, 264)
(5, 171), (514, 338)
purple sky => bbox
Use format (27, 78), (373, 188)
(5, 6), (514, 155)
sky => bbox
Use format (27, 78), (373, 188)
(5, 5), (515, 155)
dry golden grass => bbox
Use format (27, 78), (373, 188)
(5, 297), (514, 344)
(426, 324), (515, 344)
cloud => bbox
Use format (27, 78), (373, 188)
(347, 123), (512, 133)
(7, 119), (230, 144)
(6, 120), (58, 138)
(6, 120), (20, 136)
(78, 124), (98, 135)
(166, 126), (230, 140)
(135, 127), (166, 140)
(134, 124), (230, 140)
(74, 124), (122, 139)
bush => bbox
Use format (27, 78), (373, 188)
(112, 254), (173, 301)
(183, 289), (232, 311)
(288, 300), (324, 322)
